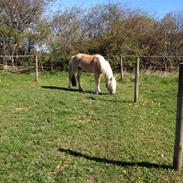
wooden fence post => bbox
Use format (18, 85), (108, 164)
(120, 56), (124, 81)
(173, 63), (183, 172)
(11, 54), (15, 71)
(35, 54), (39, 82)
(134, 57), (140, 102)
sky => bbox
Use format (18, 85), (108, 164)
(49, 0), (183, 18)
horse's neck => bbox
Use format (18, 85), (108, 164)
(97, 55), (113, 80)
(102, 63), (113, 81)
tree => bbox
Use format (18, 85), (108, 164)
(49, 7), (82, 56)
(0, 0), (52, 65)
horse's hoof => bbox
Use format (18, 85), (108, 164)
(79, 88), (84, 92)
(96, 91), (102, 95)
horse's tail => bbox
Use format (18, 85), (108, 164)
(71, 75), (76, 86)
(68, 57), (77, 86)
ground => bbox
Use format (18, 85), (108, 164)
(0, 71), (182, 182)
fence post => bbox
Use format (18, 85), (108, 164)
(173, 63), (183, 172)
(134, 57), (140, 102)
(120, 56), (124, 81)
(35, 54), (39, 82)
(11, 54), (15, 71)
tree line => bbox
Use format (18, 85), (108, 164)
(0, 0), (183, 70)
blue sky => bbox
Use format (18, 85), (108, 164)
(49, 0), (183, 18)
(126, 0), (183, 17)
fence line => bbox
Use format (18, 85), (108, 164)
(0, 54), (39, 82)
(0, 54), (183, 58)
(120, 55), (183, 58)
(0, 64), (35, 71)
(0, 55), (34, 58)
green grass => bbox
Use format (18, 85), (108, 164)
(0, 71), (182, 183)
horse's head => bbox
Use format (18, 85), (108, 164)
(106, 77), (116, 94)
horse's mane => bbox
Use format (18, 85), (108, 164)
(95, 55), (113, 80)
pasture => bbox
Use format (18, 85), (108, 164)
(0, 71), (182, 182)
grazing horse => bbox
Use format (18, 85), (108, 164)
(68, 53), (116, 94)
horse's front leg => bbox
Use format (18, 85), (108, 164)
(95, 73), (101, 94)
(77, 69), (83, 91)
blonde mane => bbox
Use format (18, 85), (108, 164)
(95, 55), (114, 80)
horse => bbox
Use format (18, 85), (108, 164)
(68, 53), (116, 94)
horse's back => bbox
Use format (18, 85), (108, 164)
(71, 53), (101, 73)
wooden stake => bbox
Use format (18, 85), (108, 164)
(120, 56), (124, 81)
(173, 63), (183, 172)
(134, 57), (140, 102)
(35, 54), (39, 82)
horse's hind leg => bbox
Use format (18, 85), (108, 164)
(68, 71), (72, 89)
(77, 69), (83, 91)
(68, 61), (72, 89)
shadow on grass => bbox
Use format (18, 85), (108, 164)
(41, 85), (95, 94)
(58, 148), (171, 170)
(95, 97), (133, 103)
(42, 86), (135, 102)
(41, 86), (109, 95)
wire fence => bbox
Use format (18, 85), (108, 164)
(108, 55), (183, 72)
(0, 54), (183, 74)
(0, 54), (35, 73)
(0, 54), (182, 105)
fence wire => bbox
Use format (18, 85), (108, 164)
(0, 54), (183, 73)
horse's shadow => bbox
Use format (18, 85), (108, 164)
(41, 86), (95, 94)
(58, 148), (171, 170)
(41, 85), (109, 95)
(41, 86), (133, 103)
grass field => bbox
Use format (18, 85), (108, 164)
(0, 71), (182, 182)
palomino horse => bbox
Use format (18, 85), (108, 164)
(68, 53), (116, 94)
